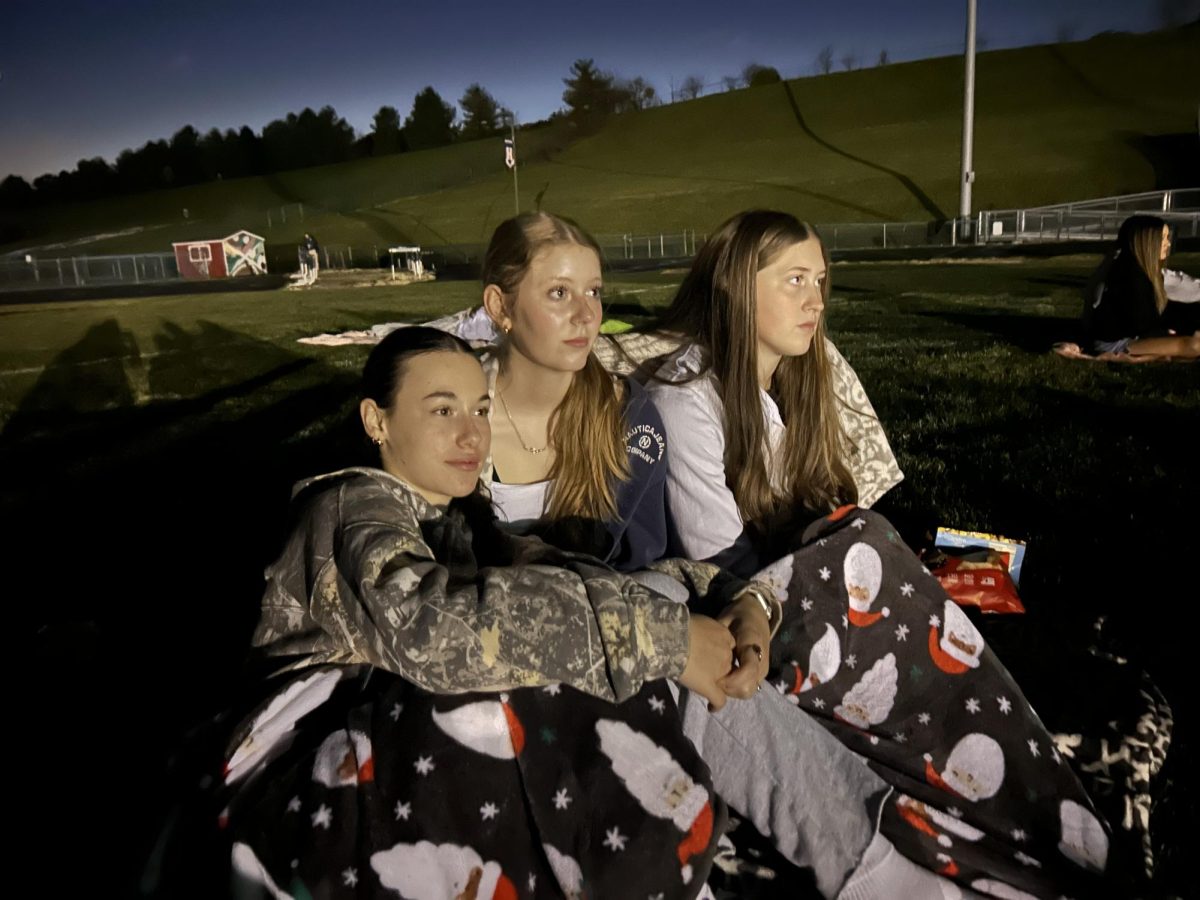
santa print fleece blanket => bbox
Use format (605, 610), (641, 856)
(757, 505), (1110, 899)
(219, 666), (724, 900)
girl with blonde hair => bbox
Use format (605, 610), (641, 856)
(646, 210), (1113, 899)
(1084, 214), (1198, 359)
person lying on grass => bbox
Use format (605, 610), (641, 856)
(1082, 215), (1199, 360)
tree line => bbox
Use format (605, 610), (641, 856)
(1, 54), (867, 212)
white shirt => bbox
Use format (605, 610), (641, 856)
(645, 344), (785, 561)
(1164, 268), (1199, 304)
(489, 479), (551, 531)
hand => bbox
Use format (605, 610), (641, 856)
(680, 614), (736, 711)
(716, 592), (772, 699)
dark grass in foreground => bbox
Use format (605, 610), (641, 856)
(4, 256), (1196, 897)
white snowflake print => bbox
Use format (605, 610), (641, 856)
(819, 566), (832, 581)
(997, 696), (1012, 714)
(811, 697), (826, 709)
(929, 614), (941, 628)
(389, 701), (403, 721)
(1011, 828), (1028, 842)
(649, 894), (665, 900)
(1050, 748), (1061, 765)
(818, 538), (828, 546)
(414, 755), (435, 775)
(894, 732), (908, 744)
(553, 789), (572, 810)
(965, 697), (981, 714)
(286, 796), (301, 813)
(900, 582), (915, 597)
(1027, 738), (1040, 758)
(528, 874), (537, 891)
(895, 624), (910, 642)
(604, 827), (628, 851)
(394, 801), (411, 821)
(918, 711), (931, 725)
(801, 598), (814, 611)
(648, 696), (666, 714)
(842, 614), (849, 628)
(947, 807), (962, 818)
(851, 517), (867, 530)
(342, 868), (358, 887)
(480, 802), (499, 821)
(1015, 851), (1042, 868)
(845, 654), (857, 669)
(775, 680), (790, 693)
(311, 804), (332, 830)
(543, 684), (561, 696)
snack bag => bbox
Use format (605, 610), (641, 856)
(927, 529), (1027, 615)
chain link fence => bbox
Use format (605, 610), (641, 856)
(6, 190), (1196, 295)
(0, 252), (179, 292)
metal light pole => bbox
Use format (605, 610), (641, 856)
(510, 121), (520, 216)
(959, 0), (978, 237)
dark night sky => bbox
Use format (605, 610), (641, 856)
(0, 0), (1177, 181)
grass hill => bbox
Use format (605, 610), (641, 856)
(6, 25), (1196, 258)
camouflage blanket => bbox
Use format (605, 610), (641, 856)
(755, 506), (1111, 899)
(221, 665), (725, 899)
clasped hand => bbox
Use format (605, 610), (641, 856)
(679, 591), (773, 711)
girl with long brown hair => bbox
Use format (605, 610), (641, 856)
(1084, 214), (1198, 359)
(646, 210), (1114, 899)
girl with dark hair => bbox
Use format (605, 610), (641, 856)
(218, 326), (742, 899)
(646, 211), (1114, 899)
(1084, 215), (1199, 359)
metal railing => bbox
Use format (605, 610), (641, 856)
(975, 189), (1200, 244)
(0, 251), (179, 291)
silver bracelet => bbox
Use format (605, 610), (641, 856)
(744, 585), (773, 618)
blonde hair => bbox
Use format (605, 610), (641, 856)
(482, 212), (628, 521)
(657, 210), (857, 525)
(1119, 215), (1169, 314)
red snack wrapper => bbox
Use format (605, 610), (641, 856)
(925, 547), (1025, 615)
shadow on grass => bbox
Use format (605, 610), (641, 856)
(873, 369), (1198, 896)
(779, 82), (947, 221)
(913, 310), (1081, 351)
(4, 319), (366, 896)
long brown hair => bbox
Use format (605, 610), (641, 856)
(657, 210), (857, 524)
(482, 212), (628, 521)
(1118, 215), (1169, 314)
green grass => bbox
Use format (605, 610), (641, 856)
(8, 26), (1196, 256)
(7, 255), (1198, 896)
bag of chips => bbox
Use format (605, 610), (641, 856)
(926, 529), (1027, 615)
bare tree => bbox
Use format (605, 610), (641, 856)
(722, 75), (740, 92)
(680, 75), (705, 100)
(815, 45), (834, 75)
(620, 76), (658, 110)
(1054, 22), (1077, 43)
(839, 53), (857, 71)
(877, 49), (889, 66)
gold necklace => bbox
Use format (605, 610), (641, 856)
(497, 387), (547, 454)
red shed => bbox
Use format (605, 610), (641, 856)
(172, 230), (266, 280)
